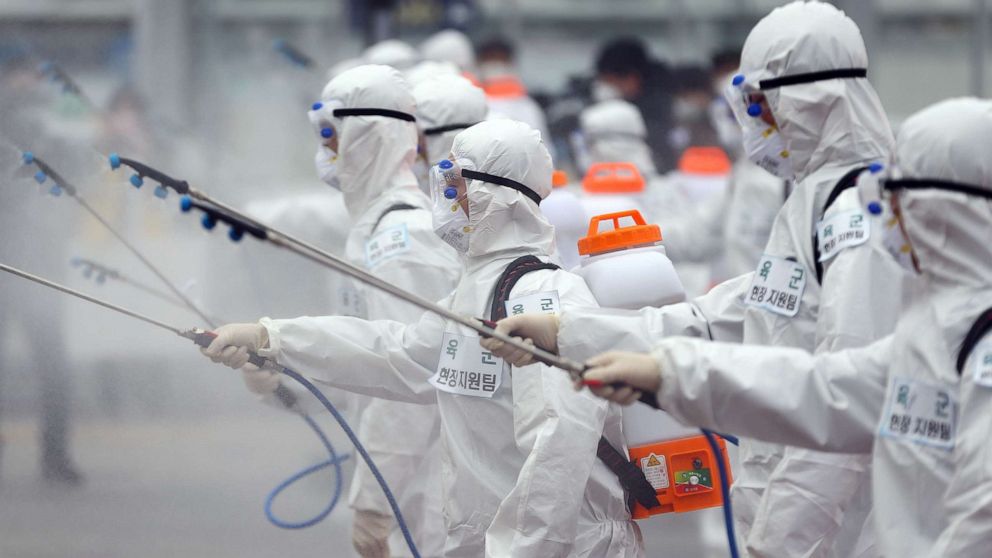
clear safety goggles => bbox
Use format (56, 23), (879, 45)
(428, 158), (543, 207)
(306, 99), (417, 141)
(722, 68), (869, 126)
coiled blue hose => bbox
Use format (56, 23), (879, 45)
(264, 412), (351, 529)
(279, 366), (422, 558)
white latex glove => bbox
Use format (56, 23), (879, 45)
(352, 509), (393, 558)
(479, 314), (560, 366)
(576, 351), (662, 406)
(201, 323), (268, 370)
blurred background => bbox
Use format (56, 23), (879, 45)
(0, 0), (988, 556)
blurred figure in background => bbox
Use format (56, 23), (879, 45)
(363, 39), (419, 71)
(594, 37), (676, 173)
(412, 73), (488, 191)
(419, 29), (479, 85)
(0, 54), (83, 486)
(475, 36), (551, 145)
(668, 64), (720, 156)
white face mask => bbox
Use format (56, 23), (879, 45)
(742, 125), (793, 178)
(314, 145), (340, 190)
(592, 80), (623, 103)
(881, 210), (917, 272)
(432, 198), (471, 253)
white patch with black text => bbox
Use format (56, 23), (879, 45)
(817, 209), (870, 262)
(430, 332), (504, 398)
(365, 224), (410, 268)
(879, 376), (957, 451)
(745, 255), (806, 317)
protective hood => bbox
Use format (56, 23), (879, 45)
(450, 119), (555, 263)
(891, 97), (992, 295)
(413, 74), (488, 164)
(420, 29), (476, 72)
(740, 1), (893, 181)
(579, 99), (657, 175)
(320, 64), (420, 216)
(363, 39), (419, 70)
(404, 60), (460, 86)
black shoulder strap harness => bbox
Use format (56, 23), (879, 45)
(372, 203), (419, 233)
(490, 255), (662, 513)
(957, 307), (992, 374)
(812, 166), (869, 284)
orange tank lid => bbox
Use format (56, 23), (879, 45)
(578, 209), (662, 256)
(677, 146), (732, 175)
(552, 169), (569, 188)
(581, 162), (645, 194)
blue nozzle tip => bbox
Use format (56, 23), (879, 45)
(201, 214), (217, 230)
(34, 170), (46, 184)
(867, 201), (883, 215)
(273, 38), (286, 49)
(108, 153), (121, 169)
(444, 186), (458, 200)
(311, 102), (323, 111)
(96, 274), (106, 285)
(868, 162), (884, 174)
(438, 159), (453, 169)
(154, 185), (168, 199)
(732, 74), (745, 86)
(180, 195), (193, 212)
(746, 103), (762, 117)
(320, 127), (333, 139)
(22, 151), (33, 164)
(49, 185), (62, 196)
(228, 228), (244, 242)
(129, 174), (143, 188)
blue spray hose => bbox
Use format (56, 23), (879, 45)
(279, 366), (422, 558)
(702, 429), (739, 558)
(265, 412), (351, 529)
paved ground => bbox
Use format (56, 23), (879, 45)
(0, 405), (732, 558)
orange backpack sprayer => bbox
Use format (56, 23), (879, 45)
(574, 209), (733, 519)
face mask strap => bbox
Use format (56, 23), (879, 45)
(884, 178), (992, 201)
(460, 169), (543, 206)
(333, 108), (417, 122)
(424, 122), (478, 136)
(758, 68), (867, 90)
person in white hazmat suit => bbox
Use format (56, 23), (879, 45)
(573, 96), (992, 558)
(201, 119), (643, 558)
(412, 73), (488, 191)
(482, 3), (911, 557)
(308, 64), (460, 558)
(420, 29), (477, 77)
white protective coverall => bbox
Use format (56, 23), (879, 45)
(647, 97), (992, 558)
(555, 3), (904, 555)
(319, 64), (458, 557)
(258, 120), (642, 557)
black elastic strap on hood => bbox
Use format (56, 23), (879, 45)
(424, 122), (478, 136)
(333, 108), (416, 122)
(957, 307), (992, 374)
(461, 168), (543, 206)
(884, 178), (992, 201)
(759, 68), (867, 90)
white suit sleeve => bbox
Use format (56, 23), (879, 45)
(486, 271), (611, 557)
(557, 271), (750, 362)
(931, 334), (992, 557)
(747, 215), (913, 558)
(259, 308), (446, 405)
(652, 336), (891, 453)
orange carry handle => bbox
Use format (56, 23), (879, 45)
(581, 162), (645, 194)
(578, 209), (662, 256)
(677, 146), (732, 175)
